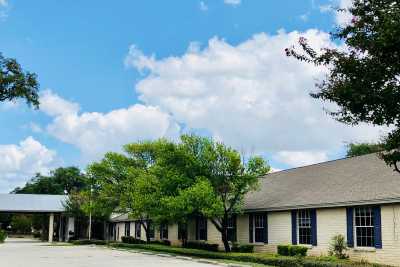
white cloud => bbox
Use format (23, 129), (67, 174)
(335, 0), (353, 26)
(0, 137), (58, 192)
(224, 0), (241, 6)
(199, 1), (208, 11)
(274, 151), (329, 168)
(40, 91), (180, 162)
(0, 0), (7, 7)
(126, 29), (388, 167)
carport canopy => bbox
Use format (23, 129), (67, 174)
(0, 194), (67, 213)
(0, 194), (68, 242)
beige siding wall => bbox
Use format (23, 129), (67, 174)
(112, 204), (400, 266)
(237, 214), (249, 244)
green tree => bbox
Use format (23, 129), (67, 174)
(0, 53), (39, 107)
(11, 214), (32, 234)
(13, 167), (87, 195)
(346, 142), (384, 157)
(286, 0), (400, 173)
(163, 135), (270, 252)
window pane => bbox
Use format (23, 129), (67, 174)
(297, 210), (312, 245)
(355, 207), (374, 247)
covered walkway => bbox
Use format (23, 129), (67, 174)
(0, 194), (72, 242)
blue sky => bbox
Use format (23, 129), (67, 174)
(0, 0), (386, 192)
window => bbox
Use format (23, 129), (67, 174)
(178, 222), (188, 241)
(135, 221), (141, 239)
(297, 210), (312, 245)
(226, 216), (236, 242)
(196, 216), (207, 240)
(355, 206), (374, 247)
(160, 223), (168, 240)
(254, 214), (265, 243)
(148, 221), (155, 239)
(125, 222), (130, 236)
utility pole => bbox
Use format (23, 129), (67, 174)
(88, 175), (94, 240)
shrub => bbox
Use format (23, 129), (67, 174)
(183, 241), (219, 252)
(0, 229), (7, 243)
(231, 243), (254, 253)
(277, 245), (290, 256)
(277, 245), (308, 256)
(121, 236), (146, 244)
(329, 234), (348, 259)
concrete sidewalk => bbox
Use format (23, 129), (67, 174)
(0, 238), (219, 267)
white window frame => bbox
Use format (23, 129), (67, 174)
(297, 210), (312, 245)
(354, 206), (375, 248)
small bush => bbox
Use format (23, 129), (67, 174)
(277, 245), (308, 256)
(183, 241), (219, 252)
(0, 229), (7, 243)
(277, 245), (290, 256)
(231, 243), (254, 253)
(329, 234), (348, 259)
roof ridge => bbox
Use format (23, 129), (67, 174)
(266, 152), (379, 176)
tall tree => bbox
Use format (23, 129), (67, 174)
(163, 135), (270, 252)
(286, 0), (400, 172)
(13, 167), (87, 194)
(0, 53), (39, 107)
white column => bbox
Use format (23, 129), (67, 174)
(66, 217), (75, 242)
(48, 213), (54, 243)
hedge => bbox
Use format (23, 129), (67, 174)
(70, 240), (392, 267)
(183, 241), (219, 252)
(70, 239), (108, 245)
(231, 243), (255, 253)
(121, 236), (171, 246)
(108, 243), (391, 267)
(278, 245), (308, 257)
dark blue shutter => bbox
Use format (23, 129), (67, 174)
(291, 210), (297, 245)
(346, 207), (354, 247)
(263, 212), (268, 243)
(374, 206), (382, 249)
(249, 214), (253, 243)
(310, 209), (317, 246)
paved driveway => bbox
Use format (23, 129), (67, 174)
(0, 238), (218, 267)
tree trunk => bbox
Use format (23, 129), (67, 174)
(221, 228), (231, 252)
(143, 221), (150, 243)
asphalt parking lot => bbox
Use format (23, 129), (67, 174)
(0, 238), (219, 267)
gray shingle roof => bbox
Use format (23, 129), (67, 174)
(244, 153), (400, 211)
(0, 194), (68, 212)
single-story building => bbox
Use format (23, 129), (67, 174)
(108, 153), (400, 266)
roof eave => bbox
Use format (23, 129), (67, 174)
(244, 197), (400, 212)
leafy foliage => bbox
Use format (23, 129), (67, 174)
(346, 142), (384, 157)
(329, 234), (348, 259)
(0, 229), (7, 243)
(277, 245), (309, 257)
(286, 0), (400, 173)
(161, 134), (270, 252)
(0, 53), (39, 107)
(13, 167), (87, 195)
(10, 214), (32, 234)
